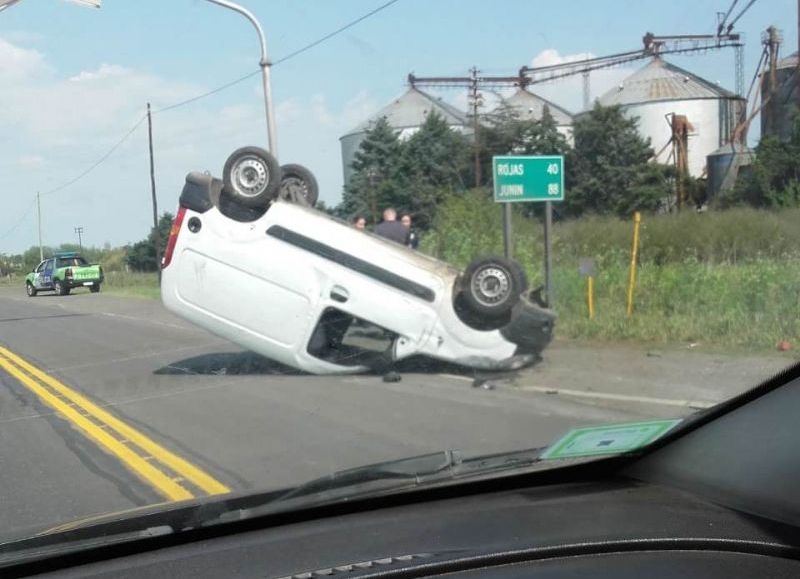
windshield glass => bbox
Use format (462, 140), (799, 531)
(0, 0), (797, 552)
(55, 257), (87, 268)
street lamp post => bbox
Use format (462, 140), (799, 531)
(203, 0), (278, 159)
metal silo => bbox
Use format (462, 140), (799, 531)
(500, 88), (574, 144)
(339, 87), (469, 186)
(761, 51), (799, 142)
(593, 57), (745, 177)
(706, 142), (755, 198)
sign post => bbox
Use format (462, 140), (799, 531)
(493, 155), (564, 308)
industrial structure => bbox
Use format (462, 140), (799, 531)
(592, 57), (745, 178)
(761, 50), (799, 142)
(339, 1), (775, 202)
(499, 88), (574, 141)
(339, 86), (468, 186)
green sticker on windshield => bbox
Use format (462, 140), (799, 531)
(540, 419), (682, 460)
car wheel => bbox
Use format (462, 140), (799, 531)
(222, 146), (281, 208)
(90, 284), (100, 293)
(54, 280), (69, 296)
(278, 163), (319, 207)
(461, 256), (523, 318)
(26, 282), (37, 297)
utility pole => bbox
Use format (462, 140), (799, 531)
(468, 66), (482, 188)
(147, 103), (162, 280)
(36, 192), (43, 262)
(582, 71), (591, 110)
(74, 226), (84, 251)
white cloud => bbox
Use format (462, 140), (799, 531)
(527, 48), (634, 113)
(68, 63), (129, 82)
(15, 154), (44, 168)
(531, 48), (595, 68)
(0, 33), (385, 252)
(0, 36), (47, 80)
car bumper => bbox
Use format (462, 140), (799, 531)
(64, 278), (102, 288)
(500, 294), (556, 357)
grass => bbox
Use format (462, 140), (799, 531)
(422, 192), (800, 350)
(101, 271), (160, 299)
(547, 260), (800, 350)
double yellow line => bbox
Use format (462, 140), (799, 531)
(0, 346), (230, 502)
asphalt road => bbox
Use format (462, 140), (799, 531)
(0, 285), (792, 543)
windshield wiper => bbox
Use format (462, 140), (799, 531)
(207, 446), (547, 525)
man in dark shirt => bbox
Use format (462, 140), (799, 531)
(374, 208), (409, 245)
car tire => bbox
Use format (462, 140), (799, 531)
(222, 146), (281, 209)
(26, 282), (37, 297)
(509, 261), (529, 293)
(54, 280), (69, 296)
(461, 256), (523, 319)
(90, 284), (100, 293)
(278, 163), (319, 207)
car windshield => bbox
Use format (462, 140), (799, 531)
(0, 0), (797, 553)
(55, 257), (87, 268)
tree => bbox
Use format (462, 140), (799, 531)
(728, 117), (800, 208)
(339, 117), (404, 223)
(397, 111), (471, 229)
(566, 103), (670, 217)
(479, 103), (571, 188)
(126, 212), (174, 272)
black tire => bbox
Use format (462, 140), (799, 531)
(90, 284), (100, 293)
(461, 256), (523, 318)
(222, 146), (281, 208)
(26, 282), (37, 297)
(54, 280), (70, 296)
(509, 261), (529, 293)
(278, 163), (319, 207)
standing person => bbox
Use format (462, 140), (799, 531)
(401, 214), (419, 249)
(352, 215), (367, 230)
(374, 208), (409, 245)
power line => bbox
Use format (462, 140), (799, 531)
(17, 0), (403, 208)
(154, 0), (402, 115)
(0, 198), (35, 242)
(272, 0), (401, 66)
(41, 114), (147, 197)
(153, 70), (260, 114)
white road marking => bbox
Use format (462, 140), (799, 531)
(515, 385), (715, 409)
(437, 374), (716, 409)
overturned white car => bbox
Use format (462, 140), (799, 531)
(160, 147), (555, 375)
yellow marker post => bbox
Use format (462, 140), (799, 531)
(587, 275), (595, 319)
(626, 211), (641, 317)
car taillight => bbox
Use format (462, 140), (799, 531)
(65, 268), (73, 279)
(161, 207), (187, 269)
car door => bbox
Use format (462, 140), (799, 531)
(38, 259), (54, 289)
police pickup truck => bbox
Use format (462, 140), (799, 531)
(26, 252), (104, 296)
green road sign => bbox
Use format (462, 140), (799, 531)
(540, 419), (682, 460)
(492, 155), (564, 203)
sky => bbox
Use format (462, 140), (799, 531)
(0, 0), (796, 254)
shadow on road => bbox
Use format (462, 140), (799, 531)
(155, 350), (517, 382)
(155, 351), (304, 376)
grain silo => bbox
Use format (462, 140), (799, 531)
(339, 87), (469, 186)
(706, 142), (755, 197)
(593, 57), (745, 177)
(500, 88), (574, 143)
(761, 51), (799, 142)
